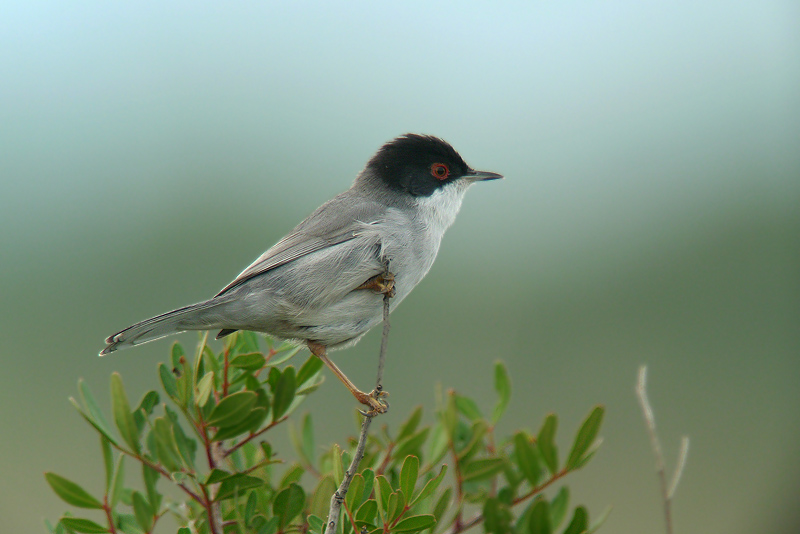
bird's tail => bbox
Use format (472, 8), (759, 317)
(100, 298), (232, 356)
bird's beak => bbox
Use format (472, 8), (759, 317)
(465, 169), (503, 182)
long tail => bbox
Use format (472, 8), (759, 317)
(100, 298), (233, 355)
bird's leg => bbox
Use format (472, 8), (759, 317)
(308, 342), (389, 416)
(356, 271), (396, 298)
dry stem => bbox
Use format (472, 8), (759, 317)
(636, 366), (689, 534)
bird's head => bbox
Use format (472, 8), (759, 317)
(363, 134), (502, 197)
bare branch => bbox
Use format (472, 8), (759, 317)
(636, 366), (689, 534)
(668, 436), (690, 499)
(325, 263), (392, 534)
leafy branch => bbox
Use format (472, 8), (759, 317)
(45, 330), (608, 534)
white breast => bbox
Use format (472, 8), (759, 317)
(375, 180), (472, 303)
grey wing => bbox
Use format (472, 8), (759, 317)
(215, 193), (388, 297)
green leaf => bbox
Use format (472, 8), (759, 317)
(397, 406), (424, 441)
(346, 473), (365, 512)
(296, 373), (325, 396)
(571, 441), (602, 471)
(528, 498), (552, 534)
(195, 372), (215, 407)
(411, 464), (447, 505)
(204, 468), (233, 485)
(483, 497), (513, 534)
(566, 406), (604, 470)
(101, 437), (113, 492)
(586, 505), (611, 534)
(167, 407), (196, 470)
(550, 487), (569, 529)
(271, 367), (296, 420)
(537, 414), (558, 474)
(171, 341), (185, 367)
(110, 372), (141, 454)
(273, 483), (305, 528)
(170, 342), (193, 406)
(331, 444), (344, 484)
(443, 392), (458, 437)
(45, 473), (103, 509)
(302, 413), (315, 464)
(562, 506), (588, 534)
(309, 475), (336, 519)
(158, 363), (179, 401)
(290, 413), (315, 468)
(393, 515), (436, 532)
(296, 354), (324, 385)
(115, 514), (143, 534)
(142, 464), (160, 516)
(58, 517), (109, 533)
(513, 432), (542, 487)
(109, 455), (125, 507)
(230, 352), (267, 371)
(202, 345), (221, 378)
(457, 420), (489, 462)
(131, 491), (153, 532)
(278, 463), (305, 488)
(212, 407), (269, 441)
(236, 330), (261, 353)
(77, 380), (115, 445)
(252, 515), (280, 534)
(462, 457), (506, 482)
(69, 399), (119, 447)
(355, 499), (378, 526)
(361, 469), (375, 503)
(455, 395), (483, 422)
(427, 423), (448, 464)
(132, 390), (159, 433)
(307, 514), (325, 534)
(374, 475), (392, 521)
(399, 455), (419, 503)
(395, 427), (430, 459)
(215, 474), (266, 501)
(45, 519), (64, 534)
(205, 390), (257, 427)
(387, 490), (403, 523)
(152, 416), (182, 472)
(269, 344), (302, 366)
(491, 361), (511, 424)
(433, 488), (452, 523)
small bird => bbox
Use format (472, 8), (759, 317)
(101, 134), (502, 414)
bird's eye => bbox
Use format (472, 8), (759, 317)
(431, 163), (450, 180)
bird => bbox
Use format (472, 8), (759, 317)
(101, 134), (502, 414)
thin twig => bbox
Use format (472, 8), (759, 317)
(669, 437), (689, 499)
(109, 442), (203, 503)
(102, 498), (118, 534)
(324, 264), (393, 534)
(636, 366), (689, 534)
(223, 415), (289, 458)
(209, 442), (225, 534)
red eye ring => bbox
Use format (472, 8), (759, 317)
(431, 163), (450, 180)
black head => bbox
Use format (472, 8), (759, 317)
(365, 134), (500, 197)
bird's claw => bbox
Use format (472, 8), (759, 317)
(357, 272), (396, 298)
(357, 388), (390, 417)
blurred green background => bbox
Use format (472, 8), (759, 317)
(1, 1), (798, 533)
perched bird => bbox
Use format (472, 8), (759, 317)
(101, 134), (502, 413)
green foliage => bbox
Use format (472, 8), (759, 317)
(47, 335), (607, 534)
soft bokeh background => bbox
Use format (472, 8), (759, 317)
(1, 1), (798, 533)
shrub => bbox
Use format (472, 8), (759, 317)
(45, 332), (606, 534)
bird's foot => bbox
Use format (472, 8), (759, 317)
(355, 386), (390, 416)
(357, 272), (396, 298)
